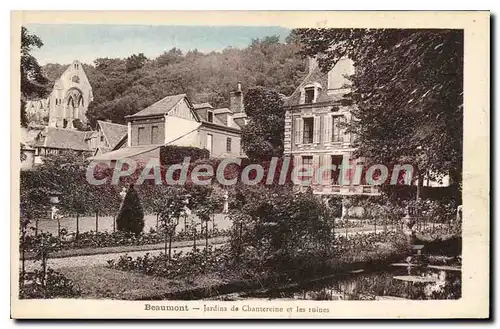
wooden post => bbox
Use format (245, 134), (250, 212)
(95, 211), (99, 233)
(76, 214), (79, 239)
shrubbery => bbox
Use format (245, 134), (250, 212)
(108, 246), (229, 279)
(20, 269), (81, 299)
(116, 184), (145, 235)
(22, 228), (231, 252)
(160, 145), (210, 165)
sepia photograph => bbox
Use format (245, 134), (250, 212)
(11, 11), (489, 319)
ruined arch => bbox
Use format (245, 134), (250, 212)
(64, 87), (84, 119)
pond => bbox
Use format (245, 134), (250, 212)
(213, 262), (461, 301)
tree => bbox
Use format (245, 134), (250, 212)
(116, 184), (145, 236)
(126, 53), (148, 72)
(293, 28), (463, 197)
(157, 186), (186, 261)
(241, 87), (286, 161)
(21, 27), (49, 126)
(190, 186), (223, 263)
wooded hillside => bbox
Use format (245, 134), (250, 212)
(42, 35), (306, 128)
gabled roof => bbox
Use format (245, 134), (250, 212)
(97, 120), (128, 149)
(34, 127), (90, 151)
(126, 94), (186, 118)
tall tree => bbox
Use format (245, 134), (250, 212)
(294, 28), (463, 194)
(241, 87), (286, 162)
(116, 184), (145, 236)
(20, 27), (49, 126)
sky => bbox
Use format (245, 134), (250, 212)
(24, 24), (291, 65)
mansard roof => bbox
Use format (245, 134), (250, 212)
(97, 120), (128, 149)
(284, 64), (349, 108)
(126, 94), (187, 118)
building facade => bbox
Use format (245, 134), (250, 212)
(284, 58), (379, 196)
(25, 60), (93, 129)
(92, 89), (245, 162)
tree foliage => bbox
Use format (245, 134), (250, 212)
(21, 27), (49, 126)
(293, 28), (463, 186)
(41, 35), (306, 127)
(241, 87), (286, 161)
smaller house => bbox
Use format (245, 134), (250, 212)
(91, 87), (246, 163)
(20, 120), (127, 169)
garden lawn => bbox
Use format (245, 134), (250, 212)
(59, 265), (243, 300)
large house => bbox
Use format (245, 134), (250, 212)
(284, 57), (379, 196)
(91, 86), (246, 163)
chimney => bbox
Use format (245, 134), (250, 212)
(308, 56), (318, 74)
(229, 82), (244, 114)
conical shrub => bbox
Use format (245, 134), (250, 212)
(116, 184), (145, 235)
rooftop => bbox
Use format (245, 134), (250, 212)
(126, 94), (186, 118)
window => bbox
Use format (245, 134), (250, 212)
(137, 127), (145, 145)
(226, 137), (232, 152)
(303, 117), (314, 144)
(302, 156), (313, 166)
(100, 135), (104, 142)
(332, 116), (346, 142)
(206, 134), (213, 154)
(71, 75), (80, 83)
(331, 155), (343, 185)
(151, 125), (159, 144)
(207, 111), (214, 123)
(304, 87), (315, 104)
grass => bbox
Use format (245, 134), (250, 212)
(24, 236), (229, 260)
(60, 265), (242, 300)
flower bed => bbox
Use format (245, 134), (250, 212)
(334, 219), (365, 229)
(20, 268), (81, 299)
(107, 245), (230, 279)
(22, 228), (231, 252)
(109, 231), (410, 282)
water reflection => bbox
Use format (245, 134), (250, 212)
(240, 266), (461, 301)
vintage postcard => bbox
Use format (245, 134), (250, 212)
(11, 11), (489, 319)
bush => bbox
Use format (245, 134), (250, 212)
(228, 185), (333, 274)
(116, 184), (145, 235)
(108, 246), (229, 279)
(20, 269), (81, 299)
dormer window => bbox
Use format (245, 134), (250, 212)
(301, 83), (322, 105)
(304, 87), (315, 104)
(207, 111), (214, 123)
